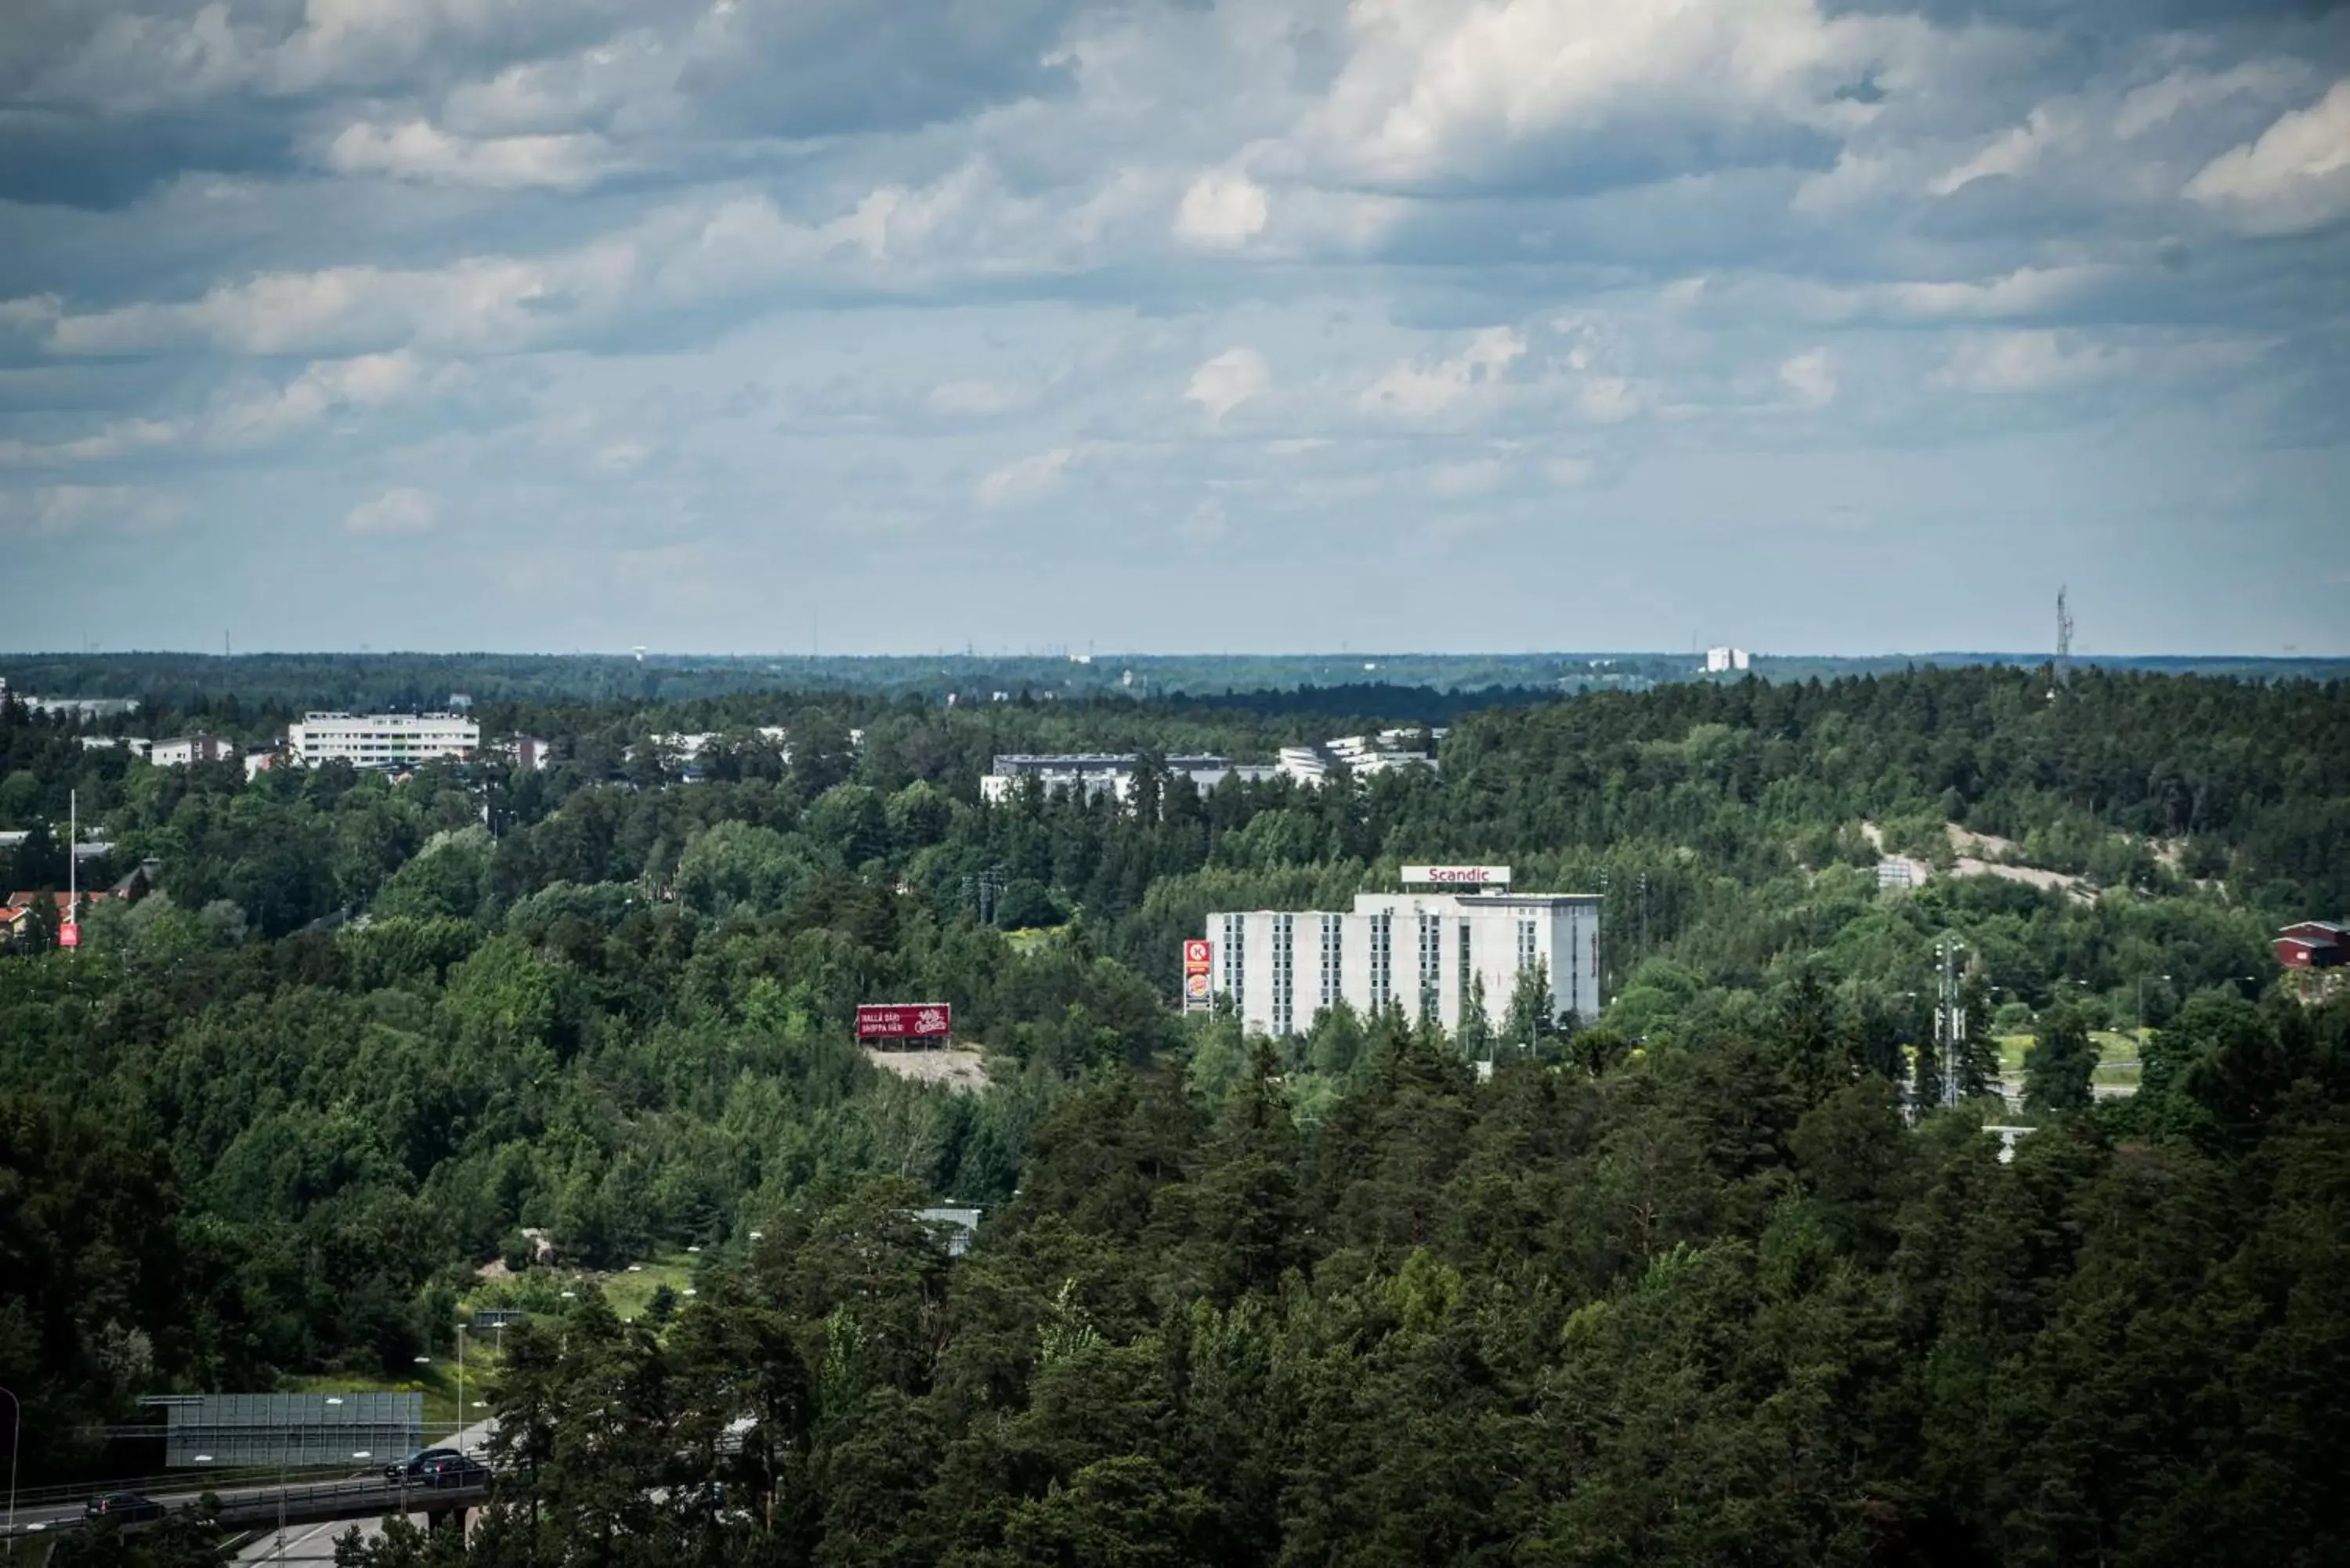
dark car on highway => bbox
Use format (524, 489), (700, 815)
(85, 1492), (167, 1523)
(384, 1448), (490, 1489)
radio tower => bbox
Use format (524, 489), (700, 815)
(1938, 934), (1968, 1108)
(2053, 587), (2074, 694)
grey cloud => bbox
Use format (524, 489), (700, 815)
(673, 0), (1083, 140)
(3, 0), (2348, 655)
(0, 106), (297, 209)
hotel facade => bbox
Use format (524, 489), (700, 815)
(1204, 868), (1600, 1039)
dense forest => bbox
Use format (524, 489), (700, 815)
(4, 663), (2347, 1565)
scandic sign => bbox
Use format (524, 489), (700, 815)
(1401, 865), (1513, 887)
(855, 1003), (953, 1041)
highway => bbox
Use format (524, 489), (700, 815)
(0, 1422), (497, 1557)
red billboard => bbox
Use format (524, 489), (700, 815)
(856, 1003), (953, 1041)
(58, 920), (80, 949)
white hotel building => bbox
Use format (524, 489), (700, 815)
(288, 712), (479, 769)
(1205, 869), (1601, 1039)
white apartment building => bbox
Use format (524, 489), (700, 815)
(1705, 646), (1752, 674)
(984, 733), (1443, 807)
(1206, 872), (1601, 1040)
(287, 712), (479, 768)
(980, 753), (1272, 806)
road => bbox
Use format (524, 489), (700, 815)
(0, 1420), (498, 1557)
(232, 1419), (497, 1564)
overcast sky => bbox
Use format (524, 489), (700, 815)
(2, 0), (2346, 656)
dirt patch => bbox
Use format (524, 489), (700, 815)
(1859, 820), (2098, 901)
(1941, 822), (2097, 901)
(864, 1046), (991, 1093)
(1946, 822), (2023, 861)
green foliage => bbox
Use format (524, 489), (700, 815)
(5, 663), (2349, 1559)
(2025, 1005), (2098, 1113)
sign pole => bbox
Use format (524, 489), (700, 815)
(62, 790), (77, 952)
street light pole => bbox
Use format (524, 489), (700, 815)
(2136, 973), (2174, 1053)
(3, 1383), (20, 1559)
(456, 1325), (465, 1453)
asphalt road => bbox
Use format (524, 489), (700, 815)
(1, 1420), (498, 1549)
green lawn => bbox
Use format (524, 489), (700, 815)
(1003, 925), (1066, 955)
(1998, 1031), (2142, 1091)
(598, 1252), (702, 1322)
(281, 1362), (479, 1440)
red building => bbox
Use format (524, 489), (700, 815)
(2275, 920), (2348, 1003)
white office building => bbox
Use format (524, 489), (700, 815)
(1205, 869), (1601, 1040)
(287, 712), (479, 768)
(1705, 646), (1752, 674)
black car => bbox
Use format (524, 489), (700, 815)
(384, 1448), (490, 1488)
(85, 1492), (167, 1523)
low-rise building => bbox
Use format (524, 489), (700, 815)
(151, 735), (230, 768)
(288, 712), (479, 768)
(980, 753), (1265, 805)
(3, 889), (111, 941)
(79, 735), (153, 758)
(2277, 919), (2349, 1003)
(1280, 731), (1441, 786)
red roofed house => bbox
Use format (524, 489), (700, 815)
(2, 890), (111, 943)
(2275, 921), (2348, 1003)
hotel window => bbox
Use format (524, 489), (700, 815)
(1371, 912), (1392, 1010)
(1321, 914), (1343, 1009)
(1517, 919), (1537, 977)
(1418, 913), (1441, 1017)
(1222, 915), (1245, 1011)
(1272, 914), (1295, 1037)
(1459, 919), (1472, 1011)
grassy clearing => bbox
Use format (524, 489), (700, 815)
(600, 1252), (701, 1322)
(1998, 1031), (2142, 1090)
(281, 1364), (472, 1437)
(1003, 925), (1065, 956)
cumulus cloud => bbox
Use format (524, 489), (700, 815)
(1927, 108), (2067, 196)
(2114, 62), (2305, 140)
(1175, 171), (1269, 248)
(0, 485), (181, 537)
(1299, 0), (1907, 187)
(212, 352), (438, 444)
(1, 0), (2346, 651)
(1780, 349), (1837, 406)
(2186, 79), (2350, 236)
(324, 120), (617, 190)
(31, 243), (638, 358)
(1361, 329), (1526, 418)
(0, 418), (181, 467)
(1184, 348), (1271, 425)
(976, 447), (1074, 508)
(1936, 331), (2125, 393)
(345, 486), (442, 537)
